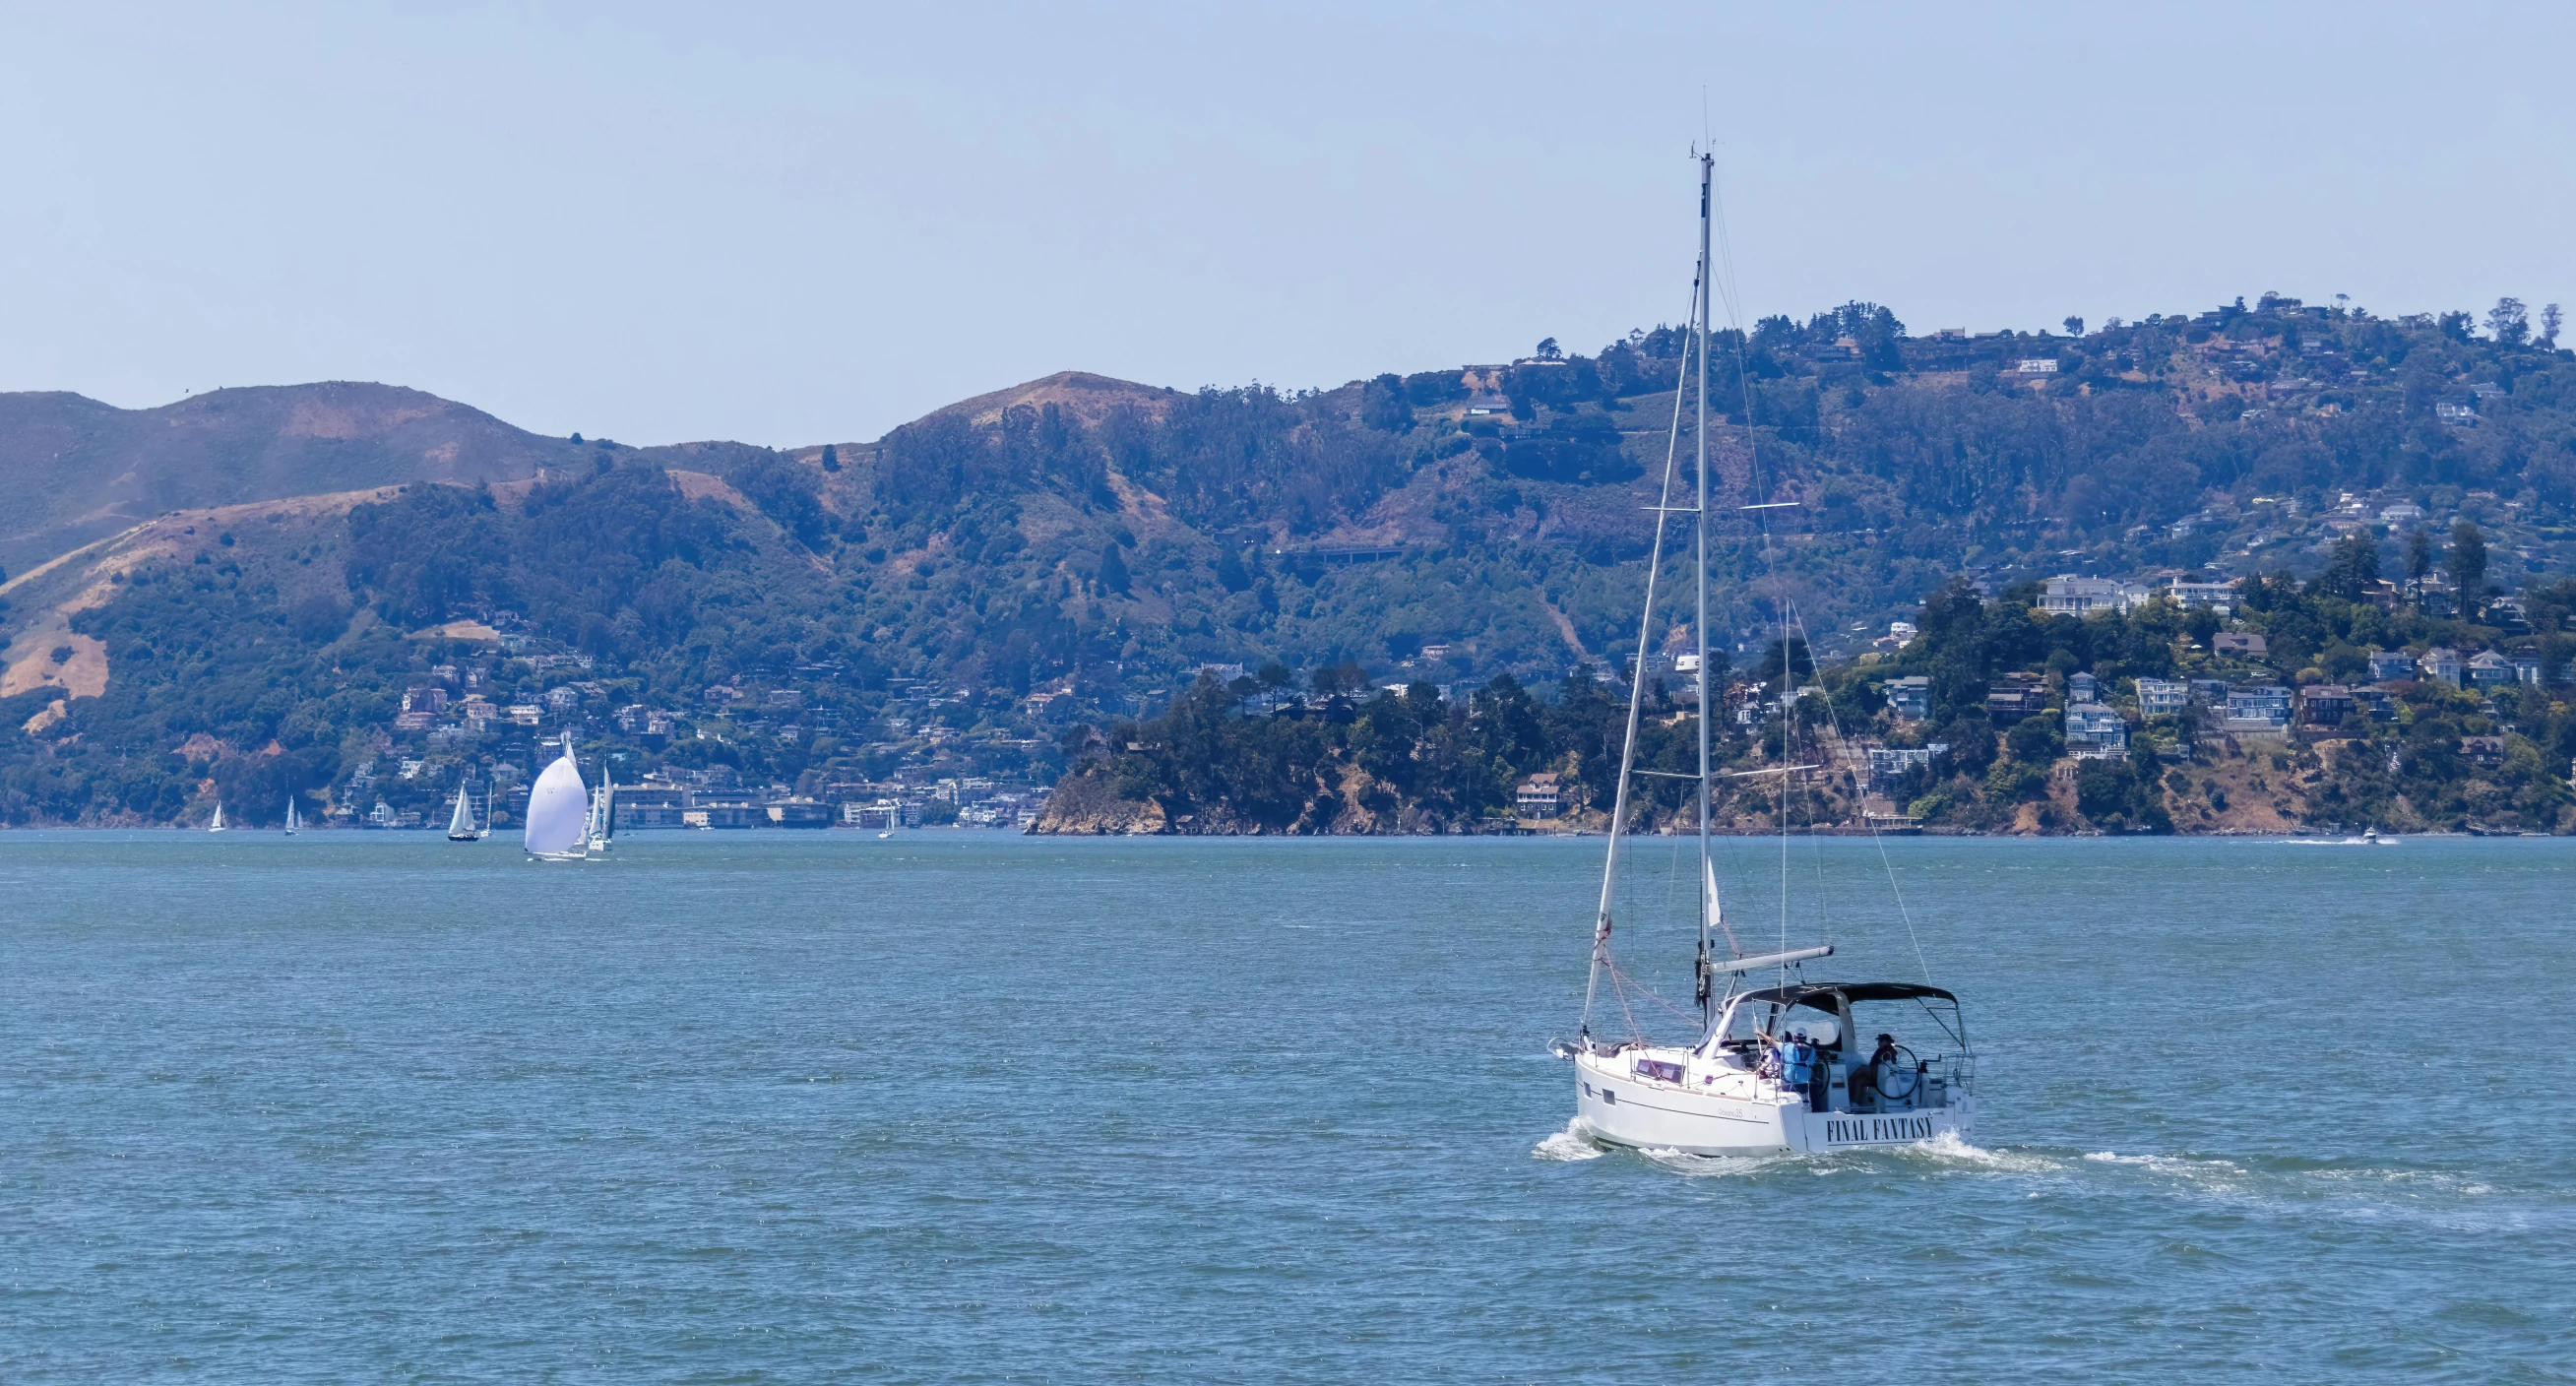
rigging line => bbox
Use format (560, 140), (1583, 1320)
(1697, 150), (1793, 983)
(1605, 958), (1702, 1028)
(1788, 604), (1835, 950)
(1785, 598), (1937, 985)
(1582, 263), (1703, 1036)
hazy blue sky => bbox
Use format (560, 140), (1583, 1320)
(3, 3), (2569, 446)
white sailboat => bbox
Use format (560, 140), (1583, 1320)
(1558, 153), (1975, 1157)
(524, 742), (591, 861)
(283, 797), (301, 835)
(208, 803), (227, 833)
(447, 782), (482, 842)
(585, 767), (614, 853)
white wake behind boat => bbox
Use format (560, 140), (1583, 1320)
(524, 744), (591, 861)
(1559, 153), (1976, 1158)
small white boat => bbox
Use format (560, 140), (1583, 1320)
(283, 798), (301, 835)
(585, 768), (614, 854)
(208, 803), (227, 833)
(446, 782), (483, 842)
(1559, 153), (1975, 1158)
(524, 743), (591, 862)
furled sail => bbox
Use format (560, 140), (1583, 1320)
(524, 752), (589, 856)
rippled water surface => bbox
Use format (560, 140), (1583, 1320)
(3, 831), (2571, 1382)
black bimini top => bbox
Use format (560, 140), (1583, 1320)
(1734, 981), (1957, 1009)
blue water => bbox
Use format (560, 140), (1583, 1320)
(2, 831), (2570, 1382)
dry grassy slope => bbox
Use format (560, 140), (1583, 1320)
(0, 487), (390, 711)
(0, 382), (584, 580)
(923, 370), (1185, 429)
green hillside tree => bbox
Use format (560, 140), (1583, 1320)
(2449, 521), (2488, 606)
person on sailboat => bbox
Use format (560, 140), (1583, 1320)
(1849, 1032), (1900, 1105)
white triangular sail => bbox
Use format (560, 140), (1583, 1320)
(448, 783), (476, 839)
(587, 769), (614, 850)
(524, 750), (589, 857)
(284, 798), (301, 833)
(209, 803), (226, 832)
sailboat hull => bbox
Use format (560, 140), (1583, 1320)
(1573, 1050), (1974, 1157)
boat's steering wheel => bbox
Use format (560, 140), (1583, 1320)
(1876, 1045), (1922, 1100)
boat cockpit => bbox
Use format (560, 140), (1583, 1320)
(1697, 981), (1974, 1115)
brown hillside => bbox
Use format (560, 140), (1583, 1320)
(923, 370), (1181, 428)
(0, 382), (583, 578)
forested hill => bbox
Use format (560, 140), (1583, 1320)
(0, 382), (592, 580)
(4, 292), (2575, 826)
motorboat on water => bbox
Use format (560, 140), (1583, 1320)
(1557, 152), (1975, 1158)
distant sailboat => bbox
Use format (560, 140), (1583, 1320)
(585, 767), (614, 853)
(524, 742), (590, 861)
(283, 797), (301, 835)
(447, 783), (481, 842)
(208, 803), (227, 833)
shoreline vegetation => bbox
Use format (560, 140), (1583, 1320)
(1033, 570), (2576, 837)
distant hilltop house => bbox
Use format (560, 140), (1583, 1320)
(2212, 632), (2267, 660)
(2039, 575), (2139, 616)
(1986, 674), (2049, 724)
(2299, 684), (2355, 726)
(2223, 686), (2293, 734)
(2015, 358), (2059, 374)
(1864, 743), (1948, 789)
(2366, 649), (2416, 683)
(2037, 573), (2231, 618)
(2136, 678), (2189, 718)
(2165, 577), (2238, 612)
(2063, 702), (2128, 759)
(2434, 402), (2480, 425)
(2379, 502), (2427, 524)
(1516, 773), (1563, 818)
(1882, 674), (1930, 722)
(2466, 650), (2516, 688)
(2419, 647), (2464, 686)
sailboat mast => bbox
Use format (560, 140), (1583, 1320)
(1582, 228), (1705, 1040)
(1692, 153), (1718, 1026)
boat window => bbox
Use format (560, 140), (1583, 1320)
(1845, 1000), (1962, 1067)
(1718, 1001), (1785, 1048)
(1634, 1058), (1683, 1084)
